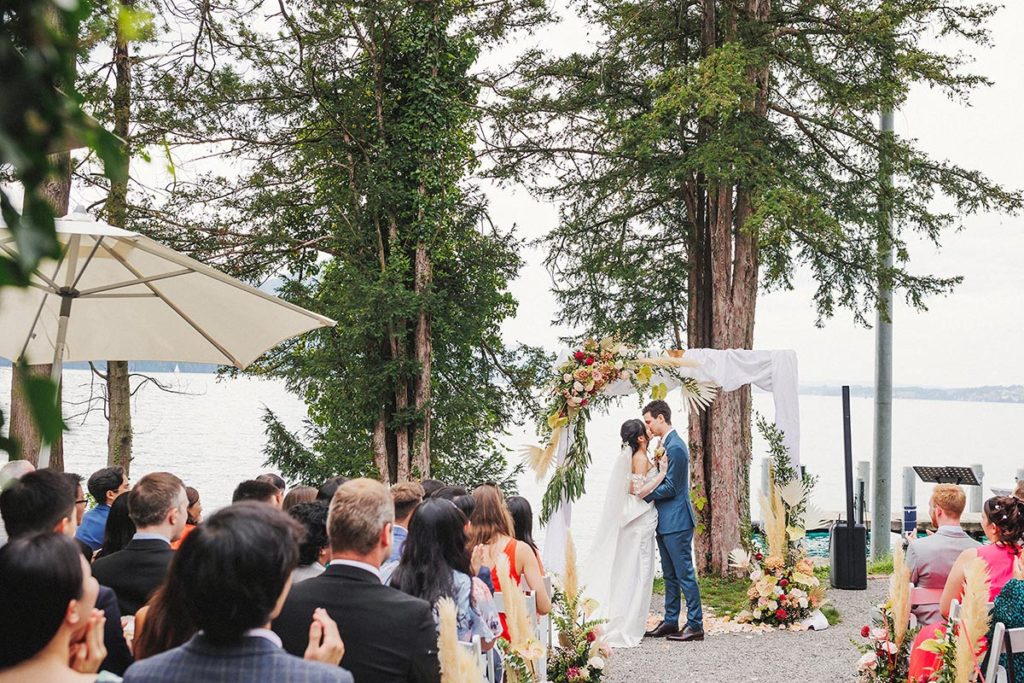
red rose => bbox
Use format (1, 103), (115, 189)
(861, 625), (871, 638)
(581, 399), (589, 407)
(574, 351), (585, 361)
(754, 553), (763, 561)
(585, 356), (595, 366)
(778, 579), (789, 588)
(586, 631), (597, 642)
(775, 608), (788, 621)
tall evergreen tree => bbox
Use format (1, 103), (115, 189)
(485, 0), (1021, 572)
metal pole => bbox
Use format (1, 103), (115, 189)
(857, 460), (871, 514)
(871, 107), (895, 560)
(969, 463), (984, 513)
(843, 386), (855, 530)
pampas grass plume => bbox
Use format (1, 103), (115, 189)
(437, 597), (483, 683)
(564, 530), (579, 604)
(954, 555), (991, 683)
(889, 542), (911, 648)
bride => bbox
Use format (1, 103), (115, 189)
(583, 418), (667, 648)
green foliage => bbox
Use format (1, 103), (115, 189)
(868, 555), (895, 576)
(540, 416), (590, 524)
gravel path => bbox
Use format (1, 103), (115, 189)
(603, 578), (887, 682)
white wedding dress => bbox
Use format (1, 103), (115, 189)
(582, 446), (660, 648)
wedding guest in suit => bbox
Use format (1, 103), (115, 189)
(257, 472), (287, 493)
(0, 469), (133, 675)
(641, 399), (704, 642)
(316, 476), (349, 503)
(905, 484), (979, 625)
(67, 473), (89, 525)
(92, 473), (187, 615)
(389, 482), (425, 563)
(95, 494), (136, 560)
(123, 502), (351, 683)
(283, 486), (318, 511)
(77, 467), (130, 553)
(469, 484), (550, 640)
(232, 479), (281, 507)
(170, 487), (201, 550)
(288, 501), (330, 583)
(507, 495), (544, 571)
(273, 478), (442, 683)
(0, 533), (115, 683)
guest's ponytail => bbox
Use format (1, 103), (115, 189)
(983, 495), (1024, 546)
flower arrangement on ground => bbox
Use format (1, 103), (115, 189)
(495, 555), (542, 683)
(548, 532), (611, 683)
(527, 337), (716, 523)
(915, 555), (991, 683)
(854, 543), (918, 681)
(729, 416), (827, 627)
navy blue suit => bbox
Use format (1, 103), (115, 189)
(643, 428), (703, 630)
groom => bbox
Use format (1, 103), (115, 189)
(641, 399), (704, 642)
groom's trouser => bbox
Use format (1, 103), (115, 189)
(657, 528), (703, 630)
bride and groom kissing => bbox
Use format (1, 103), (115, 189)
(583, 400), (704, 648)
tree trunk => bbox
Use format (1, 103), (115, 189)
(104, 2), (134, 474)
(9, 150), (71, 469)
(412, 247), (432, 479)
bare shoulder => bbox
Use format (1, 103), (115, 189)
(631, 451), (651, 475)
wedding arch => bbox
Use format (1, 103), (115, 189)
(525, 340), (802, 574)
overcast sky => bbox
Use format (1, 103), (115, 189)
(490, 2), (1024, 388)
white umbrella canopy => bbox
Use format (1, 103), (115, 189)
(0, 213), (336, 465)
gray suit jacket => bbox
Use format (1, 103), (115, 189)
(906, 526), (980, 625)
(122, 634), (353, 683)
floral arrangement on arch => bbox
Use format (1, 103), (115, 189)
(526, 337), (717, 524)
(854, 543), (918, 681)
(728, 416), (827, 627)
(548, 532), (611, 683)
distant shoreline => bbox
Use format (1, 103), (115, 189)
(1, 362), (1021, 404)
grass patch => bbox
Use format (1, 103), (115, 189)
(867, 555), (894, 575)
(821, 604), (841, 625)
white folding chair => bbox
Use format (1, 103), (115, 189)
(948, 598), (994, 627)
(985, 622), (1024, 683)
(909, 584), (943, 628)
(494, 590), (544, 681)
(456, 635), (489, 682)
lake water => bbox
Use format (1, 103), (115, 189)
(2, 366), (1022, 557)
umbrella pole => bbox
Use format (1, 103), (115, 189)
(37, 295), (72, 469)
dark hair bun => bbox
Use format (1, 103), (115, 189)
(984, 495), (1024, 546)
(620, 419), (646, 454)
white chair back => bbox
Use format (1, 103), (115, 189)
(948, 598), (995, 626)
(985, 622), (1024, 683)
(494, 589), (544, 681)
(456, 635), (490, 682)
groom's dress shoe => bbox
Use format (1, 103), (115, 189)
(667, 625), (705, 642)
(644, 621), (680, 638)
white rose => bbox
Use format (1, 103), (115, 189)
(858, 652), (878, 671)
(588, 657), (605, 671)
(774, 586), (783, 596)
(881, 641), (898, 654)
(573, 381), (585, 392)
(750, 570), (763, 582)
(870, 628), (887, 642)
(799, 597), (808, 609)
(563, 373), (573, 382)
(768, 600), (778, 611)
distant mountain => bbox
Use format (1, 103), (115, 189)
(800, 384), (1024, 404)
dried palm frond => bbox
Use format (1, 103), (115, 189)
(954, 556), (992, 683)
(797, 505), (831, 533)
(523, 424), (564, 480)
(760, 468), (787, 557)
(633, 355), (701, 369)
(437, 597), (483, 683)
(889, 543), (911, 648)
(729, 548), (752, 572)
(778, 478), (805, 508)
(680, 377), (718, 412)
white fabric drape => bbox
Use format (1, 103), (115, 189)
(541, 348), (800, 574)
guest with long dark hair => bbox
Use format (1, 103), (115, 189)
(170, 487), (201, 551)
(390, 499), (499, 648)
(506, 496), (543, 572)
(95, 494), (135, 560)
(132, 566), (195, 661)
(0, 533), (114, 682)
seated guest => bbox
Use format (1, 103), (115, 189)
(430, 486), (467, 501)
(95, 494), (136, 560)
(507, 495), (544, 572)
(419, 479), (445, 499)
(132, 564), (194, 661)
(316, 476), (349, 503)
(905, 484), (979, 625)
(283, 486), (317, 511)
(77, 467), (130, 553)
(233, 479), (282, 507)
(390, 499), (499, 649)
(257, 472), (287, 492)
(991, 560), (1024, 682)
(470, 485), (550, 640)
(0, 533), (116, 682)
(93, 473), (187, 615)
(67, 473), (89, 526)
(273, 479), (441, 683)
(390, 482), (425, 563)
(452, 495), (475, 520)
(0, 459), (34, 547)
(288, 501), (330, 583)
(170, 487), (202, 550)
(0, 469), (133, 675)
(909, 495), (1024, 679)
(123, 503), (351, 683)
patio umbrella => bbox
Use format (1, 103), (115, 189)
(0, 212), (336, 467)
